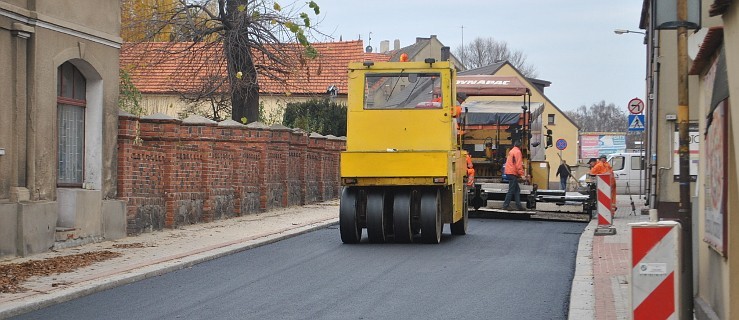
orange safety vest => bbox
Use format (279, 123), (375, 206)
(590, 161), (612, 175)
(504, 146), (525, 177)
(591, 160), (617, 212)
(466, 154), (475, 186)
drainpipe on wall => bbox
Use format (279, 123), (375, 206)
(648, 12), (661, 209)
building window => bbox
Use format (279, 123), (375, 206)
(57, 62), (86, 187)
(547, 114), (555, 125)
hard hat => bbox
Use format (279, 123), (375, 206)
(399, 53), (409, 62)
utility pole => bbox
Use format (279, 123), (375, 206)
(460, 25), (465, 67)
(676, 0), (693, 318)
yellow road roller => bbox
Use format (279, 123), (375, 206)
(340, 59), (469, 244)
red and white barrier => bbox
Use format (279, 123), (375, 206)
(630, 221), (682, 320)
(596, 174), (613, 226)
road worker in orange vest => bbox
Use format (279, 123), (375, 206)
(466, 153), (475, 187)
(590, 155), (617, 213)
(501, 140), (527, 211)
(454, 92), (467, 136)
(590, 155), (612, 175)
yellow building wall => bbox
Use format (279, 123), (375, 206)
(678, 3), (739, 320)
(491, 65), (580, 186)
(694, 4), (739, 320)
(726, 8), (739, 320)
(139, 94), (347, 124)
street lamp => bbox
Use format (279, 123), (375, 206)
(614, 29), (646, 35)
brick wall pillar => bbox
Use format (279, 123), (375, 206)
(245, 122), (270, 211)
(117, 113), (138, 231)
(267, 124), (290, 209)
(139, 115), (181, 228)
(308, 133), (328, 201)
(289, 129), (308, 206)
(217, 120), (247, 217)
(325, 136), (344, 199)
(181, 118), (218, 222)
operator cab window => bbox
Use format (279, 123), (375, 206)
(364, 72), (442, 109)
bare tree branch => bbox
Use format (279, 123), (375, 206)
(564, 101), (628, 132)
(454, 36), (538, 78)
(121, 0), (323, 122)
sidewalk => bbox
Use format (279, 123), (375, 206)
(1, 196), (647, 319)
(569, 195), (650, 320)
(0, 201), (340, 319)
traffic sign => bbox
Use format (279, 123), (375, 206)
(555, 138), (567, 150)
(628, 98), (645, 114)
(628, 114), (645, 132)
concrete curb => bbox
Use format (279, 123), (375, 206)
(568, 218), (597, 319)
(0, 217), (339, 319)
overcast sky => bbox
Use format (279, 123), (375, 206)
(309, 0), (647, 112)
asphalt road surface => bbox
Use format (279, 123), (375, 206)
(13, 217), (586, 320)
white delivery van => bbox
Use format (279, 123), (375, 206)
(608, 152), (645, 195)
(577, 152), (646, 195)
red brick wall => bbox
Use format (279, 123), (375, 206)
(117, 115), (344, 235)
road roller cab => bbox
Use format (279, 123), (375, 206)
(339, 60), (469, 244)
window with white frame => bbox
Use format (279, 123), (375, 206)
(57, 62), (86, 187)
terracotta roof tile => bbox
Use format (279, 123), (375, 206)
(689, 27), (723, 75)
(120, 40), (388, 95)
(362, 52), (392, 62)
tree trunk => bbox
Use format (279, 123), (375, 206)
(225, 0), (260, 124)
(227, 42), (259, 123)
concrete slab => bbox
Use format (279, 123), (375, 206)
(0, 203), (18, 257)
(102, 200), (126, 240)
(594, 227), (617, 236)
(17, 201), (57, 257)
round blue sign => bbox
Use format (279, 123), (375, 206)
(556, 138), (567, 150)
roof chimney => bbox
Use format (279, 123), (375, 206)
(380, 40), (389, 53)
(441, 46), (450, 61)
(393, 39), (400, 50)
